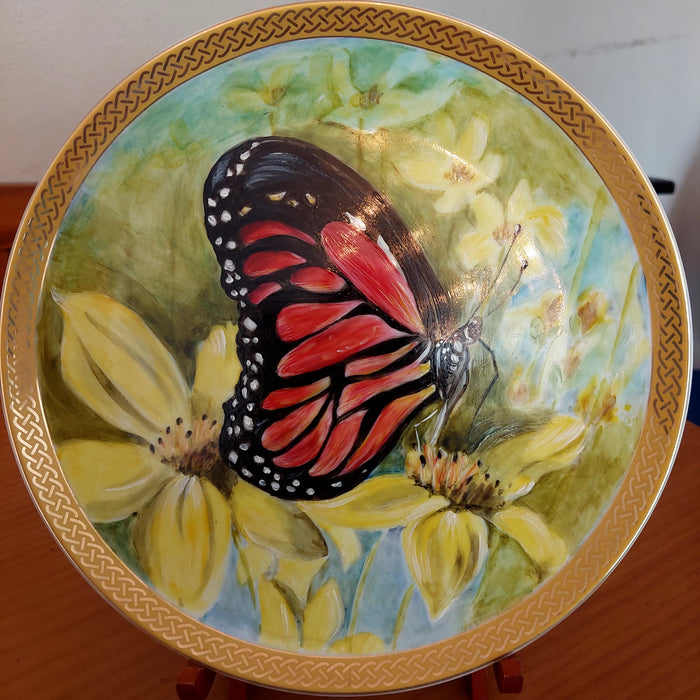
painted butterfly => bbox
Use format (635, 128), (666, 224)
(204, 136), (490, 500)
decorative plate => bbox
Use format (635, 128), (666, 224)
(1, 2), (691, 694)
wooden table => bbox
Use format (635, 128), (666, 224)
(2, 187), (699, 698)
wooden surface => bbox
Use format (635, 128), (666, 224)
(2, 186), (699, 698)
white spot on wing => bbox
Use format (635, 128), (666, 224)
(377, 235), (402, 272)
(344, 212), (366, 231)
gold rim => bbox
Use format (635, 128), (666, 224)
(1, 2), (691, 693)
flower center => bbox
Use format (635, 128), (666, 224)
(445, 162), (476, 185)
(150, 415), (221, 477)
(493, 222), (517, 244)
(405, 444), (508, 510)
(263, 84), (288, 106)
(351, 85), (383, 109)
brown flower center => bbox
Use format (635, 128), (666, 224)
(405, 444), (508, 510)
(444, 162), (476, 185)
(150, 415), (221, 477)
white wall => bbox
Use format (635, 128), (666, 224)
(2, 0), (698, 363)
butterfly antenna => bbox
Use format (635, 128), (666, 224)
(467, 224), (523, 323)
(484, 258), (528, 318)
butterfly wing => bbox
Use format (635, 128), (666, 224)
(204, 137), (449, 499)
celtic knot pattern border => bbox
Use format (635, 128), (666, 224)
(1, 3), (690, 694)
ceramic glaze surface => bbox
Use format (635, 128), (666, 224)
(2, 6), (689, 694)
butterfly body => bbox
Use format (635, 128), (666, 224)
(204, 137), (478, 499)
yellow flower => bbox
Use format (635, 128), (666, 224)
(300, 415), (586, 620)
(575, 288), (609, 334)
(397, 114), (502, 214)
(257, 574), (385, 654)
(322, 49), (455, 131)
(224, 62), (323, 133)
(54, 292), (239, 614)
(575, 376), (621, 425)
(457, 179), (566, 276)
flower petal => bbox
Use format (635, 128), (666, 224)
(321, 523), (363, 571)
(401, 509), (488, 620)
(191, 324), (241, 419)
(471, 192), (506, 238)
(236, 542), (275, 587)
(258, 578), (299, 650)
(56, 292), (190, 441)
(275, 557), (327, 606)
(507, 179), (533, 220)
(132, 475), (231, 614)
(458, 230), (502, 269)
(298, 474), (448, 531)
(489, 505), (567, 572)
(478, 415), (587, 487)
(456, 117), (488, 162)
(479, 153), (503, 183)
(301, 578), (344, 650)
(58, 440), (171, 522)
(231, 479), (328, 560)
(434, 186), (471, 214)
(329, 632), (386, 654)
(396, 153), (447, 191)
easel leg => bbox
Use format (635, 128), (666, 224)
(176, 662), (217, 700)
(466, 668), (489, 700)
(229, 677), (250, 699)
(494, 654), (524, 693)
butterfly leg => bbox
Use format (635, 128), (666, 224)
(413, 408), (439, 448)
(466, 338), (499, 444)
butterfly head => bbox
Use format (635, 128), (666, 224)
(465, 316), (482, 344)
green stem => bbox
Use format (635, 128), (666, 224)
(347, 533), (383, 637)
(570, 187), (607, 304)
(607, 262), (641, 374)
(391, 584), (415, 650)
(231, 528), (257, 609)
(356, 116), (365, 165)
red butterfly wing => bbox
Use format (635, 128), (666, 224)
(204, 137), (449, 499)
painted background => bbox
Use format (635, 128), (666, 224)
(37, 38), (650, 653)
(2, 0), (697, 367)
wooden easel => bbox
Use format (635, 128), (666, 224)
(175, 654), (523, 699)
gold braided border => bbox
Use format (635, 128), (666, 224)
(1, 3), (691, 694)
